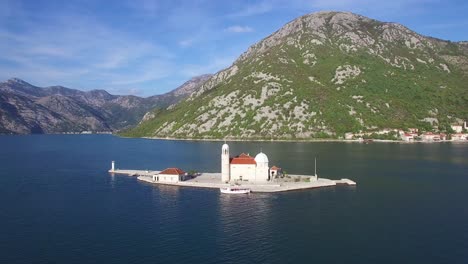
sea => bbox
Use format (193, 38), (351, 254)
(0, 135), (467, 264)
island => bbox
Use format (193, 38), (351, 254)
(109, 143), (356, 193)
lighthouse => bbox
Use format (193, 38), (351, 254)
(221, 143), (230, 182)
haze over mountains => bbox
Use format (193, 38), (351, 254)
(0, 75), (211, 134)
(125, 11), (468, 139)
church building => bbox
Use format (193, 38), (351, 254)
(221, 143), (270, 183)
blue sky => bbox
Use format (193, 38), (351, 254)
(1, 0), (467, 96)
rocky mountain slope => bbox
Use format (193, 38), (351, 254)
(125, 11), (468, 140)
(0, 75), (211, 134)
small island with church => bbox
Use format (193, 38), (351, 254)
(109, 143), (356, 193)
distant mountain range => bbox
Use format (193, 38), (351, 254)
(125, 11), (468, 140)
(0, 75), (211, 134)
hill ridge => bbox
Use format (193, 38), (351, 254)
(0, 75), (212, 134)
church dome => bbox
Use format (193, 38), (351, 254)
(255, 152), (269, 163)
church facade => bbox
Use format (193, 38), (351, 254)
(221, 143), (270, 183)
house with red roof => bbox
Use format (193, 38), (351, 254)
(152, 167), (188, 183)
(401, 133), (415, 142)
(270, 166), (282, 178)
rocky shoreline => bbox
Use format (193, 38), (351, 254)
(136, 136), (467, 144)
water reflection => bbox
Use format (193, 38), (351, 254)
(154, 185), (181, 208)
(109, 173), (116, 189)
(217, 193), (276, 260)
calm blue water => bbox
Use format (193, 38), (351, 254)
(0, 135), (467, 264)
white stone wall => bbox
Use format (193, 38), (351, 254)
(451, 125), (463, 133)
(255, 162), (269, 182)
(230, 164), (257, 182)
(156, 174), (180, 183)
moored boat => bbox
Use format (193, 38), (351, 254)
(220, 187), (251, 194)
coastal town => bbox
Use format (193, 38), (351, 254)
(344, 122), (468, 142)
(109, 143), (356, 193)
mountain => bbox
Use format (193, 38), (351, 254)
(125, 11), (468, 140)
(0, 75), (211, 134)
(139, 74), (213, 123)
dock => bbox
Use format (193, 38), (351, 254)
(109, 169), (160, 177)
(108, 169), (356, 193)
(333, 178), (357, 185)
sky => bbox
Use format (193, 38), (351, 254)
(0, 0), (467, 97)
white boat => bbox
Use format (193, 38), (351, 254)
(220, 187), (251, 194)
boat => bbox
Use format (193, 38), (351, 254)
(220, 187), (251, 194)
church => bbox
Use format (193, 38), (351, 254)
(221, 143), (270, 183)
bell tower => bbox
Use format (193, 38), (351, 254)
(221, 143), (230, 182)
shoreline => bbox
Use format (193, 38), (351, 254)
(1, 133), (467, 144)
(126, 135), (468, 144)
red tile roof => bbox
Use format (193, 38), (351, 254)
(271, 166), (281, 170)
(159, 168), (186, 175)
(230, 153), (257, 165)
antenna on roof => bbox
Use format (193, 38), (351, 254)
(314, 157), (318, 180)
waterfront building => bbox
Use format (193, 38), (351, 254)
(153, 168), (187, 183)
(451, 124), (463, 133)
(270, 166), (282, 179)
(401, 133), (415, 142)
(421, 132), (441, 141)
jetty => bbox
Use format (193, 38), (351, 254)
(333, 178), (357, 185)
(110, 169), (160, 177)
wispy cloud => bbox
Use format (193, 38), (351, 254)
(224, 0), (440, 20)
(228, 1), (273, 17)
(125, 0), (160, 17)
(225, 25), (254, 33)
(0, 10), (174, 92)
(179, 38), (194, 47)
(421, 21), (468, 30)
(181, 55), (237, 77)
(286, 0), (439, 18)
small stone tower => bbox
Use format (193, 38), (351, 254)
(221, 143), (230, 182)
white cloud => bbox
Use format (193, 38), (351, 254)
(225, 25), (254, 33)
